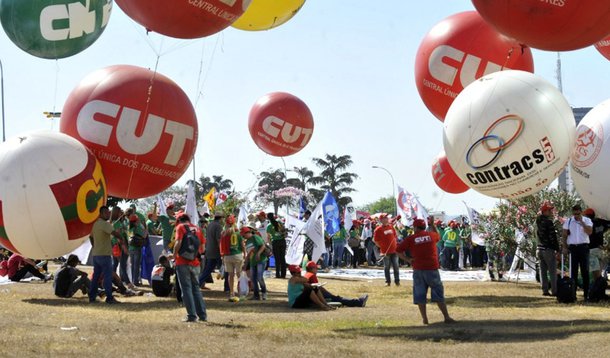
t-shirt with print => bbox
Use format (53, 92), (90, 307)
(441, 228), (460, 248)
(267, 223), (285, 242)
(228, 231), (244, 256)
(396, 231), (440, 270)
(373, 225), (397, 255)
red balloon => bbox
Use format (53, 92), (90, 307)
(472, 0), (610, 51)
(60, 65), (198, 199)
(595, 35), (610, 61)
(432, 150), (469, 194)
(415, 11), (534, 122)
(115, 0), (250, 39)
(248, 92), (314, 157)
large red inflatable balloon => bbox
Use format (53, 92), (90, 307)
(248, 92), (314, 157)
(60, 65), (198, 199)
(415, 11), (534, 122)
(472, 0), (610, 51)
(431, 150), (469, 194)
(115, 0), (250, 39)
(595, 35), (610, 61)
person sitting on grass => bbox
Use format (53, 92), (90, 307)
(303, 261), (368, 307)
(7, 252), (50, 283)
(397, 218), (455, 325)
(152, 255), (175, 298)
(54, 254), (91, 298)
(287, 264), (336, 311)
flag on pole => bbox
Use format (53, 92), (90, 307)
(237, 205), (249, 228)
(411, 195), (429, 221)
(203, 187), (216, 213)
(156, 194), (167, 216)
(299, 197), (307, 220)
(396, 185), (413, 221)
(284, 216), (307, 265)
(305, 199), (326, 263)
(322, 191), (340, 237)
(343, 202), (357, 232)
(216, 191), (228, 206)
(185, 181), (200, 225)
(201, 202), (210, 215)
(463, 201), (485, 246)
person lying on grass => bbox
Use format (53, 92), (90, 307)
(287, 264), (336, 311)
(303, 261), (368, 307)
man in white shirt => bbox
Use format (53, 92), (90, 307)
(562, 204), (593, 301)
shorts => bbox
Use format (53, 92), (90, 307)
(412, 269), (445, 305)
(589, 247), (605, 272)
(224, 254), (244, 275)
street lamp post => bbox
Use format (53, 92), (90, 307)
(372, 165), (396, 216)
(0, 59), (5, 142)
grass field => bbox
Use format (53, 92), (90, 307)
(2, 271), (610, 357)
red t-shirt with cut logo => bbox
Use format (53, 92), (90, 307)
(396, 231), (440, 270)
(373, 225), (397, 254)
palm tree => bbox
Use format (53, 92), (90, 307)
(286, 166), (314, 191)
(310, 154), (359, 209)
(211, 175), (233, 192)
(193, 174), (234, 200)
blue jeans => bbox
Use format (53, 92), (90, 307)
(332, 241), (345, 268)
(119, 251), (130, 284)
(366, 240), (377, 265)
(89, 256), (114, 302)
(251, 262), (267, 298)
(320, 252), (330, 269)
(176, 265), (207, 321)
(198, 257), (221, 287)
(129, 249), (142, 285)
(443, 247), (458, 270)
(383, 253), (400, 284)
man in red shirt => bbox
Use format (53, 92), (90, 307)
(174, 213), (207, 323)
(373, 213), (400, 286)
(7, 253), (48, 282)
(397, 218), (455, 325)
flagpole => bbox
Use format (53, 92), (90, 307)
(372, 165), (396, 216)
(0, 58), (5, 142)
(281, 157), (289, 218)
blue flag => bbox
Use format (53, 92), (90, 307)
(299, 197), (307, 220)
(322, 191), (340, 236)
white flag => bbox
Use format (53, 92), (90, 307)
(156, 194), (167, 216)
(237, 205), (249, 228)
(201, 202), (210, 215)
(343, 203), (357, 232)
(412, 195), (429, 221)
(396, 185), (413, 222)
(305, 199), (326, 263)
(216, 191), (228, 206)
(284, 216), (307, 265)
(463, 201), (485, 246)
(185, 181), (199, 224)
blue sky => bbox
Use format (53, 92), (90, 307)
(1, 0), (608, 215)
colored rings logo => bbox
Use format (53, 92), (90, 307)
(466, 115), (524, 169)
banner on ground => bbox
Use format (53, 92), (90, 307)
(284, 216), (307, 265)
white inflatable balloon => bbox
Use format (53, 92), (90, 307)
(571, 99), (610, 219)
(0, 131), (107, 259)
(443, 70), (575, 199)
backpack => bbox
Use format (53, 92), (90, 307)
(178, 224), (200, 261)
(348, 235), (360, 248)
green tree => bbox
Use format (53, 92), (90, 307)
(361, 196), (394, 215)
(310, 154), (358, 210)
(257, 169), (287, 215)
(287, 166), (314, 191)
(193, 174), (234, 200)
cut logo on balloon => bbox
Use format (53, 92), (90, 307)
(259, 115), (313, 152)
(573, 123), (604, 168)
(40, 0), (112, 42)
(50, 151), (107, 240)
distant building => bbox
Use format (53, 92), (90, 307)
(558, 107), (593, 192)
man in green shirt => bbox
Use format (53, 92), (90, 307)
(157, 205), (176, 253)
(266, 213), (286, 279)
(244, 228), (268, 300)
(442, 222), (461, 271)
(89, 206), (122, 304)
(332, 224), (347, 268)
(111, 207), (130, 286)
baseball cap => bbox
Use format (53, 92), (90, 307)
(288, 265), (301, 274)
(413, 218), (426, 229)
(239, 226), (252, 236)
(584, 208), (595, 217)
(129, 214), (139, 222)
(306, 261), (317, 269)
(379, 213), (389, 219)
(540, 203), (554, 212)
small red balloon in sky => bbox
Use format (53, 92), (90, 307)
(60, 65), (198, 199)
(472, 0), (610, 51)
(432, 150), (469, 194)
(115, 0), (251, 39)
(248, 92), (314, 157)
(595, 35), (610, 61)
(415, 11), (534, 122)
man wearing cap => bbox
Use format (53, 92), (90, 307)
(562, 204), (593, 301)
(583, 208), (610, 280)
(157, 204), (176, 254)
(374, 213), (400, 286)
(397, 218), (455, 324)
(536, 203), (559, 296)
(199, 211), (224, 289)
(174, 213), (207, 322)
